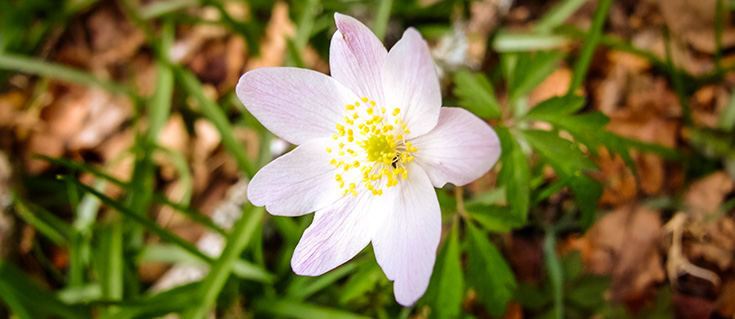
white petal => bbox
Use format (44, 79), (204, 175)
(236, 67), (359, 145)
(292, 191), (390, 276)
(411, 107), (501, 188)
(330, 13), (388, 107)
(382, 28), (441, 138)
(247, 138), (353, 216)
(371, 165), (441, 306)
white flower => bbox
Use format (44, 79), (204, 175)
(236, 13), (501, 306)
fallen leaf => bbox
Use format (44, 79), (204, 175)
(244, 1), (294, 71)
(571, 205), (666, 302)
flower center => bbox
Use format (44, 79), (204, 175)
(326, 97), (418, 197)
(362, 134), (395, 163)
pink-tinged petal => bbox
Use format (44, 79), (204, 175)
(411, 107), (501, 188)
(382, 28), (441, 138)
(236, 67), (359, 145)
(330, 13), (387, 106)
(248, 138), (354, 216)
(371, 165), (441, 306)
(292, 191), (390, 276)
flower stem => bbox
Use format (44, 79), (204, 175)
(455, 186), (468, 219)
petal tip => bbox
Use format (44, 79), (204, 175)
(393, 281), (425, 307)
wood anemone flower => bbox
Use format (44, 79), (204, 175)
(236, 13), (501, 306)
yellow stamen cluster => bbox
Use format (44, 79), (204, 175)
(326, 97), (418, 197)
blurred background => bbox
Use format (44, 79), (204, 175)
(0, 0), (734, 318)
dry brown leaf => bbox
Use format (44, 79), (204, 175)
(24, 132), (65, 174)
(603, 70), (680, 195)
(245, 1), (294, 71)
(646, 0), (735, 54)
(678, 172), (735, 272)
(0, 152), (15, 259)
(715, 280), (735, 318)
(85, 2), (145, 66)
(0, 91), (27, 128)
(68, 89), (132, 151)
(156, 114), (190, 181)
(223, 35), (247, 90)
(97, 128), (135, 197)
(169, 7), (229, 64)
(570, 206), (666, 302)
(529, 68), (572, 106)
(597, 147), (637, 205)
(684, 171), (734, 220)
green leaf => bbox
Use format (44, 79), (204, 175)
(522, 130), (597, 176)
(496, 128), (530, 224)
(509, 51), (564, 101)
(515, 283), (550, 310)
(424, 221), (463, 319)
(466, 204), (523, 233)
(465, 222), (516, 317)
(339, 258), (386, 306)
(568, 174), (603, 229)
(561, 250), (583, 281)
(567, 275), (610, 309)
(525, 95), (586, 121)
(523, 130), (601, 228)
(453, 71), (501, 118)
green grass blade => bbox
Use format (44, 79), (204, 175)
(493, 32), (570, 52)
(182, 206), (265, 319)
(294, 0), (320, 50)
(720, 87), (735, 132)
(13, 195), (71, 246)
(0, 280), (36, 319)
(112, 283), (201, 319)
(663, 27), (693, 126)
(155, 146), (193, 206)
(57, 284), (102, 304)
(95, 219), (123, 318)
(139, 0), (200, 19)
(533, 0), (587, 32)
(139, 244), (272, 283)
(543, 230), (564, 319)
(373, 0), (394, 41)
(60, 175), (213, 263)
(287, 262), (357, 300)
(254, 299), (375, 319)
(176, 67), (255, 177)
(148, 62), (174, 140)
(36, 155), (226, 235)
(568, 0), (612, 94)
(0, 53), (133, 96)
(0, 260), (92, 319)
